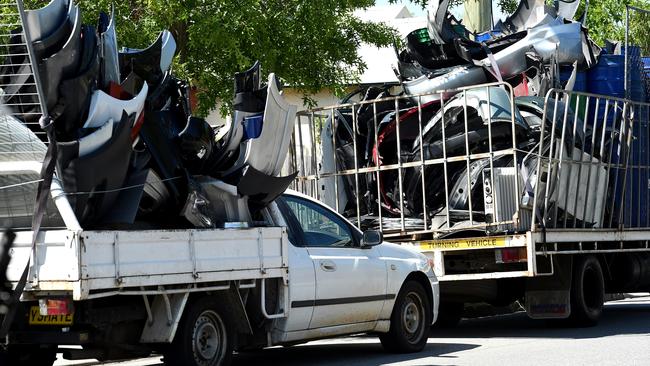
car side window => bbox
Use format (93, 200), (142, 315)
(275, 198), (306, 247)
(281, 195), (356, 248)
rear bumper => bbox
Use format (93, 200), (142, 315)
(8, 330), (91, 345)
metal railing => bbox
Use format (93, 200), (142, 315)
(288, 83), (650, 238)
(288, 82), (526, 237)
(532, 89), (650, 231)
(0, 0), (58, 229)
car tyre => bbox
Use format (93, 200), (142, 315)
(380, 281), (430, 353)
(164, 296), (236, 366)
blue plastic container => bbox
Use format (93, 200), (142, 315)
(642, 57), (650, 69)
(586, 55), (625, 127)
(587, 55), (625, 97)
(616, 108), (649, 228)
(643, 57), (650, 103)
(589, 48), (646, 102)
(586, 48), (649, 227)
(559, 66), (589, 121)
(560, 66), (587, 92)
(621, 45), (641, 60)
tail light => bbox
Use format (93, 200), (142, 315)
(495, 247), (527, 264)
(39, 298), (74, 316)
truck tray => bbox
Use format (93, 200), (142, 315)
(7, 227), (288, 300)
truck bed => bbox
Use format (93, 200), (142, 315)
(288, 85), (650, 282)
(413, 228), (650, 281)
(7, 227), (288, 300)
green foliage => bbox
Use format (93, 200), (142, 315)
(497, 0), (519, 14)
(628, 9), (650, 54)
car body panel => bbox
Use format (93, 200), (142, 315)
(307, 245), (388, 328)
(83, 81), (148, 129)
(38, 3), (82, 110)
(403, 65), (487, 104)
(100, 7), (120, 87)
(243, 73), (298, 176)
(24, 0), (68, 42)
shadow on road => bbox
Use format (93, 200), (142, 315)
(431, 299), (650, 340)
(233, 340), (478, 366)
(55, 299), (649, 366)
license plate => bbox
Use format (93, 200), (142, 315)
(28, 306), (73, 326)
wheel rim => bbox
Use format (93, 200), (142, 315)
(401, 291), (426, 343)
(192, 310), (227, 366)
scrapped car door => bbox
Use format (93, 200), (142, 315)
(280, 195), (387, 329)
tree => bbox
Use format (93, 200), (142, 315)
(588, 0), (650, 53)
(19, 0), (399, 115)
(496, 0), (519, 14)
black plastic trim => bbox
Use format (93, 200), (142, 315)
(291, 294), (395, 308)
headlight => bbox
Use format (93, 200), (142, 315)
(416, 257), (434, 274)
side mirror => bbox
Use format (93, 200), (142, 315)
(361, 230), (383, 248)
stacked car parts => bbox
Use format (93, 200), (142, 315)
(318, 0), (646, 234)
(1, 0), (297, 230)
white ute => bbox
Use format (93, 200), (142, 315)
(3, 191), (438, 366)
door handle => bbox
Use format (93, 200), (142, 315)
(319, 260), (337, 272)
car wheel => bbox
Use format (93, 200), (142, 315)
(380, 281), (430, 353)
(569, 255), (604, 326)
(164, 296), (235, 366)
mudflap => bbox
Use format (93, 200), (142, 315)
(525, 255), (572, 319)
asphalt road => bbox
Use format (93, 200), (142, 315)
(55, 296), (650, 366)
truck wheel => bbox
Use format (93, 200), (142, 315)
(164, 296), (235, 366)
(432, 301), (463, 328)
(569, 255), (605, 326)
(380, 281), (430, 353)
(1, 345), (57, 366)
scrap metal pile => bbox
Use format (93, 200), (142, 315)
(1, 0), (297, 229)
(324, 0), (646, 233)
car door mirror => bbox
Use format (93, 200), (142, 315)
(361, 230), (383, 248)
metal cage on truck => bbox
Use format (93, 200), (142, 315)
(287, 82), (650, 282)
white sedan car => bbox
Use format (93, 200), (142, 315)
(271, 191), (440, 353)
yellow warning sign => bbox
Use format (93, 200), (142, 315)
(419, 236), (507, 251)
